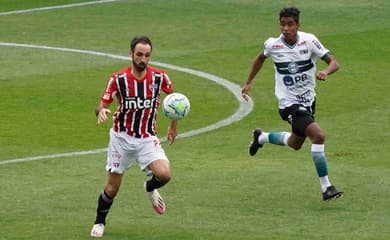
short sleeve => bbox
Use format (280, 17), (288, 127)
(308, 33), (330, 58)
(100, 75), (117, 104)
(161, 72), (173, 94)
(263, 38), (273, 57)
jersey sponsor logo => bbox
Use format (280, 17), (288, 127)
(295, 90), (313, 103)
(283, 73), (308, 87)
(102, 93), (110, 100)
(312, 39), (323, 50)
(299, 49), (308, 55)
(272, 44), (284, 49)
(283, 76), (294, 86)
(124, 97), (155, 110)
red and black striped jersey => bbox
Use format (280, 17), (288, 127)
(100, 66), (173, 138)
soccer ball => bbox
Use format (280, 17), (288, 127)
(162, 93), (190, 120)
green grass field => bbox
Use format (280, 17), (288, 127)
(1, 0), (389, 239)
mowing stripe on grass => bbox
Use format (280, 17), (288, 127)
(0, 0), (121, 16)
(0, 42), (253, 165)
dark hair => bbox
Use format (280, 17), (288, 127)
(279, 7), (300, 23)
(130, 36), (152, 52)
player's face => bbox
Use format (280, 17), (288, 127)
(131, 43), (152, 72)
(280, 16), (299, 44)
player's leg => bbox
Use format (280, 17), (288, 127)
(97, 172), (123, 223)
(291, 113), (342, 200)
(305, 122), (343, 200)
(249, 128), (291, 155)
(249, 127), (307, 154)
(91, 129), (133, 237)
(305, 122), (329, 190)
(139, 137), (171, 214)
(144, 160), (171, 214)
(146, 159), (171, 191)
(249, 105), (307, 155)
(91, 172), (123, 237)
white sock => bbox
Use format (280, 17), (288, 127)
(283, 132), (291, 145)
(259, 132), (269, 144)
(320, 176), (331, 192)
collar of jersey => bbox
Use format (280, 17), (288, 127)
(281, 34), (299, 49)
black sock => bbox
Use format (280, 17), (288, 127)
(146, 175), (166, 192)
(94, 190), (114, 225)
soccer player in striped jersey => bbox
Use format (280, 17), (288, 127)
(241, 7), (343, 201)
(91, 36), (178, 237)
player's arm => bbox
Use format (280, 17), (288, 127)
(316, 53), (340, 81)
(167, 119), (178, 145)
(242, 50), (267, 101)
(163, 77), (178, 144)
(169, 86), (176, 94)
(166, 87), (178, 145)
(95, 102), (111, 125)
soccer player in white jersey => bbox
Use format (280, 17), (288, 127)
(241, 7), (343, 201)
(90, 36), (178, 237)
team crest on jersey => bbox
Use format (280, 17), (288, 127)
(153, 139), (161, 147)
(288, 62), (299, 74)
(149, 83), (159, 91)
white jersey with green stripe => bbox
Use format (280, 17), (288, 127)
(263, 31), (330, 109)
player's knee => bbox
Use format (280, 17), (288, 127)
(105, 184), (119, 197)
(287, 136), (304, 150)
(289, 143), (303, 150)
(157, 170), (171, 183)
(311, 131), (325, 144)
(292, 145), (302, 150)
(152, 162), (171, 183)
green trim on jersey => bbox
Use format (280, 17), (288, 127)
(321, 51), (331, 60)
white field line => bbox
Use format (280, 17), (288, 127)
(0, 42), (254, 165)
(0, 0), (121, 16)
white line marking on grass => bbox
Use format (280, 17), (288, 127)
(0, 149), (107, 165)
(0, 42), (253, 165)
(0, 0), (121, 16)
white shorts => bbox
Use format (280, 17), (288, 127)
(106, 128), (168, 175)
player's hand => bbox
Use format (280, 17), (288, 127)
(241, 84), (251, 101)
(97, 108), (111, 124)
(316, 71), (328, 81)
(167, 120), (178, 145)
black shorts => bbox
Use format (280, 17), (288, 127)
(278, 102), (316, 137)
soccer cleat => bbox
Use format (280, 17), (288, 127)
(90, 223), (105, 238)
(249, 128), (264, 156)
(322, 185), (343, 201)
(144, 182), (166, 214)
